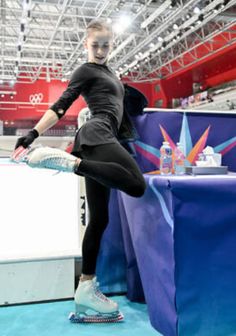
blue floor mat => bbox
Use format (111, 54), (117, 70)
(1, 295), (162, 336)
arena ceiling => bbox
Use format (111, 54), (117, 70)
(0, 0), (236, 84)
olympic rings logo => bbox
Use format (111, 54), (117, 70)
(29, 93), (43, 105)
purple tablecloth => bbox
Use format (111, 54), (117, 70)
(118, 174), (236, 336)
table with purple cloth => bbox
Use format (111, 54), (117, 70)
(117, 174), (236, 336)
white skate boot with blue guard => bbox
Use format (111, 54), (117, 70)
(24, 146), (78, 172)
(69, 277), (124, 323)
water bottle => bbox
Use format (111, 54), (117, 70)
(160, 141), (172, 175)
(174, 142), (185, 175)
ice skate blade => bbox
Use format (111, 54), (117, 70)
(68, 311), (124, 323)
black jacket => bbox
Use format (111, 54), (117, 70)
(118, 84), (148, 143)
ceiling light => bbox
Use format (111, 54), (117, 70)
(193, 7), (201, 14)
(21, 18), (27, 25)
(23, 0), (31, 11)
(113, 15), (132, 34)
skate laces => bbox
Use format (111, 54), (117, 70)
(92, 281), (110, 303)
(42, 156), (67, 175)
(41, 155), (69, 167)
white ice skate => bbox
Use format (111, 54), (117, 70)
(69, 277), (124, 323)
(24, 146), (77, 172)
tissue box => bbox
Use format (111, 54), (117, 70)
(185, 166), (228, 175)
(205, 153), (222, 166)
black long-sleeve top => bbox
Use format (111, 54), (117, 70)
(50, 62), (125, 128)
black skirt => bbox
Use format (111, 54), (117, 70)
(71, 114), (119, 156)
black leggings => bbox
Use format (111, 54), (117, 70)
(74, 142), (146, 275)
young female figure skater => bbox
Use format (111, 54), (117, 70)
(15, 19), (146, 322)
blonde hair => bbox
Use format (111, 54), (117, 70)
(86, 19), (113, 37)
